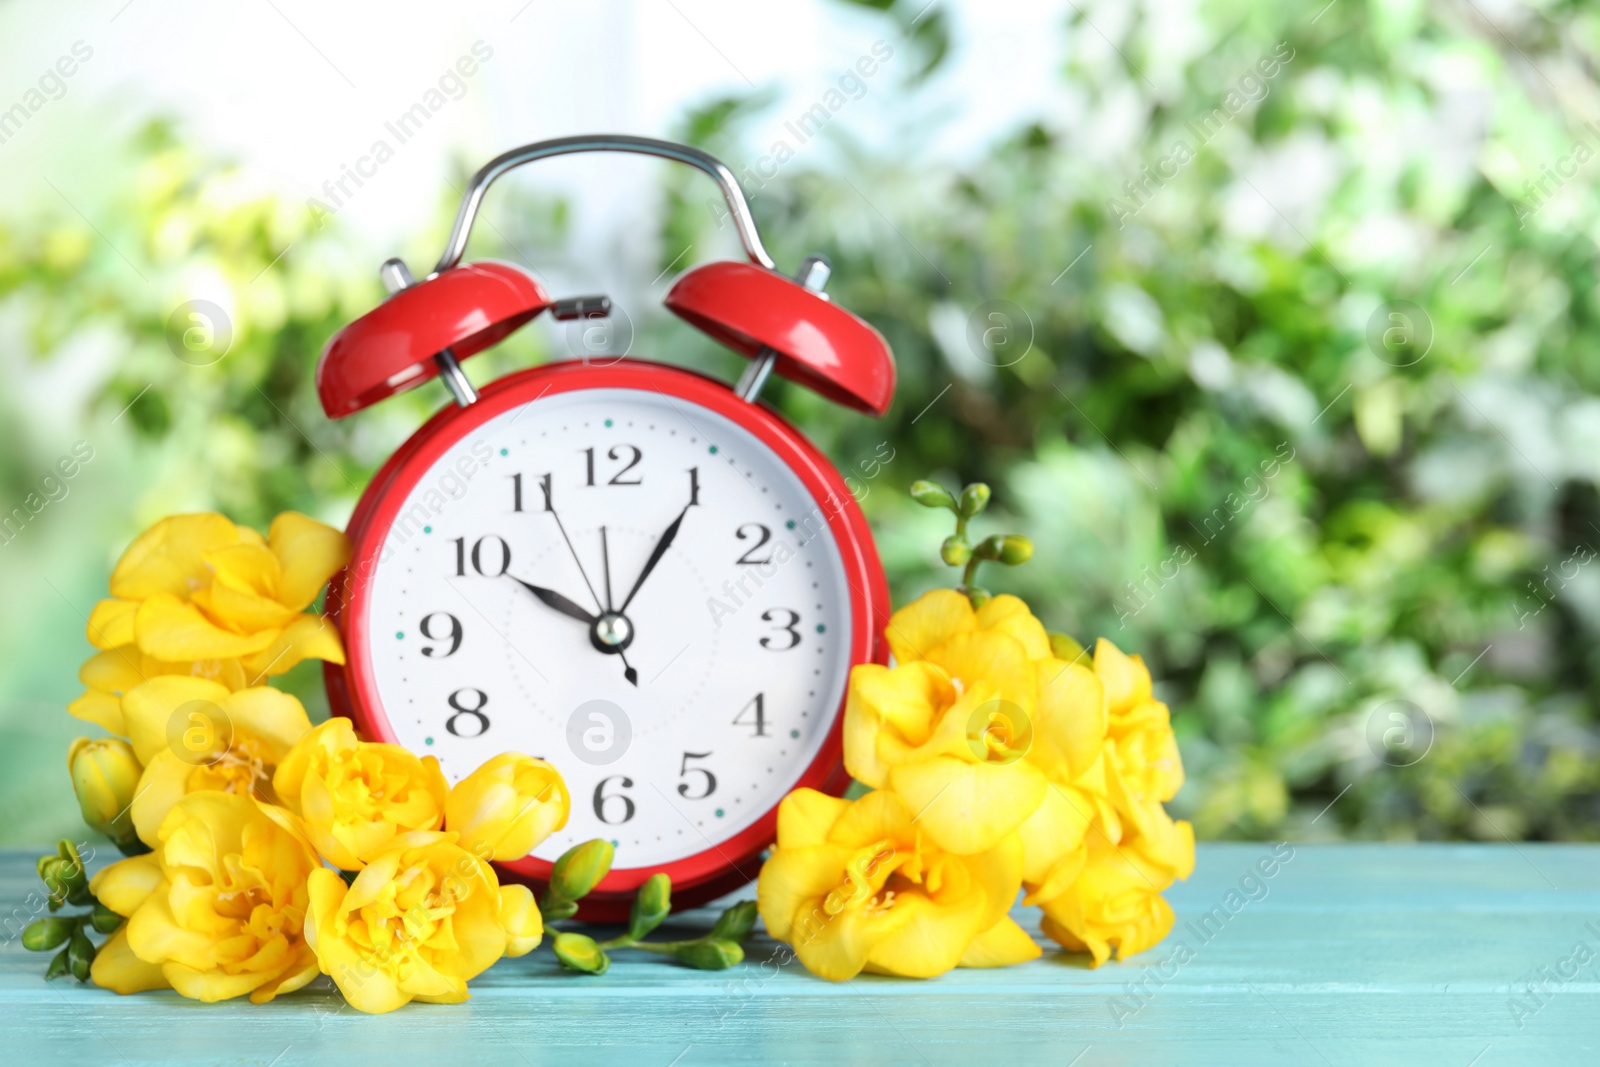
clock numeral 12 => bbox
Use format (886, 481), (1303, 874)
(583, 445), (643, 486)
(734, 693), (768, 737)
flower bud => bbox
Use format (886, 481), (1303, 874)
(674, 939), (744, 970)
(552, 932), (610, 975)
(709, 900), (759, 943)
(67, 927), (95, 982)
(1048, 631), (1087, 664)
(45, 947), (70, 980)
(549, 839), (613, 904)
(22, 917), (74, 952)
(909, 480), (956, 511)
(996, 534), (1033, 566)
(67, 738), (141, 848)
(445, 753), (571, 863)
(958, 483), (991, 518)
(628, 873), (671, 941)
(91, 901), (124, 935)
(940, 536), (971, 566)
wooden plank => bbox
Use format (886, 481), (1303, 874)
(3, 844), (1599, 1065)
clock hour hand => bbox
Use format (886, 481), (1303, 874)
(507, 576), (596, 626)
(619, 504), (690, 613)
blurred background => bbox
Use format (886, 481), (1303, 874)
(3, 0), (1598, 846)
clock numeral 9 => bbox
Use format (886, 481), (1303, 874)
(678, 751), (717, 799)
(760, 608), (801, 651)
(445, 688), (490, 737)
(583, 445), (643, 486)
(593, 775), (635, 824)
(452, 535), (510, 577)
(418, 612), (462, 657)
(733, 692), (768, 737)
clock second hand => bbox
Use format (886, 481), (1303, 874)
(535, 475), (637, 687)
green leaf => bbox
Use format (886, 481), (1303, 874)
(628, 873), (671, 942)
(45, 947), (70, 981)
(552, 932), (610, 975)
(708, 900), (759, 943)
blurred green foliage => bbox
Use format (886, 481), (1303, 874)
(5, 0), (1600, 845)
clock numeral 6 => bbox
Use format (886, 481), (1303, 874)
(445, 688), (490, 737)
(418, 612), (462, 657)
(452, 535), (510, 577)
(593, 775), (635, 824)
(678, 751), (717, 799)
(760, 608), (801, 651)
(733, 693), (768, 737)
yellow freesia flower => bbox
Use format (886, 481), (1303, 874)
(304, 830), (537, 1013)
(88, 791), (322, 1003)
(844, 590), (1106, 855)
(67, 647), (245, 737)
(444, 753), (571, 862)
(757, 788), (1038, 981)
(112, 676), (314, 847)
(273, 717), (449, 870)
(85, 511), (349, 677)
(1035, 822), (1195, 967)
(67, 737), (141, 848)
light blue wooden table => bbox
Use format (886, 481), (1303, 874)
(3, 843), (1597, 1065)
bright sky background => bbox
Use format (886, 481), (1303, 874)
(0, 0), (1069, 273)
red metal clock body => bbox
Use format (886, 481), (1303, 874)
(316, 136), (895, 918)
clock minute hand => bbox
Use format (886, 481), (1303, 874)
(508, 576), (596, 625)
(619, 504), (690, 613)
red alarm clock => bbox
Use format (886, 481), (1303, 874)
(317, 136), (893, 917)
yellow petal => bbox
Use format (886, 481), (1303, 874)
(68, 688), (128, 736)
(1033, 659), (1107, 780)
(130, 751), (194, 848)
(887, 757), (1046, 856)
(110, 513), (242, 601)
(825, 789), (915, 849)
(1094, 638), (1153, 714)
(126, 888), (218, 968)
(796, 893), (912, 981)
(205, 542), (282, 597)
(221, 686), (313, 761)
(135, 594), (278, 661)
(884, 588), (974, 664)
(121, 676), (234, 765)
(974, 595), (1052, 661)
(90, 927), (171, 994)
(928, 631), (1037, 712)
(861, 889), (985, 978)
(776, 788), (851, 849)
(239, 613), (345, 678)
(87, 599), (139, 650)
(844, 661), (956, 787)
(499, 884), (544, 957)
(269, 512), (352, 612)
(191, 580), (299, 634)
(1017, 783), (1094, 889)
(959, 915), (1042, 968)
(757, 843), (851, 943)
(89, 854), (164, 917)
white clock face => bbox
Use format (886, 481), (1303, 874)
(362, 386), (855, 869)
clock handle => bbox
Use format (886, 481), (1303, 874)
(431, 135), (775, 277)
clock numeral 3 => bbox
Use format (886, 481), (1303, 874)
(593, 775), (636, 824)
(452, 535), (511, 577)
(733, 693), (768, 737)
(418, 612), (462, 657)
(760, 608), (801, 651)
(677, 751), (717, 799)
(445, 688), (490, 737)
(583, 445), (643, 486)
(735, 523), (773, 565)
